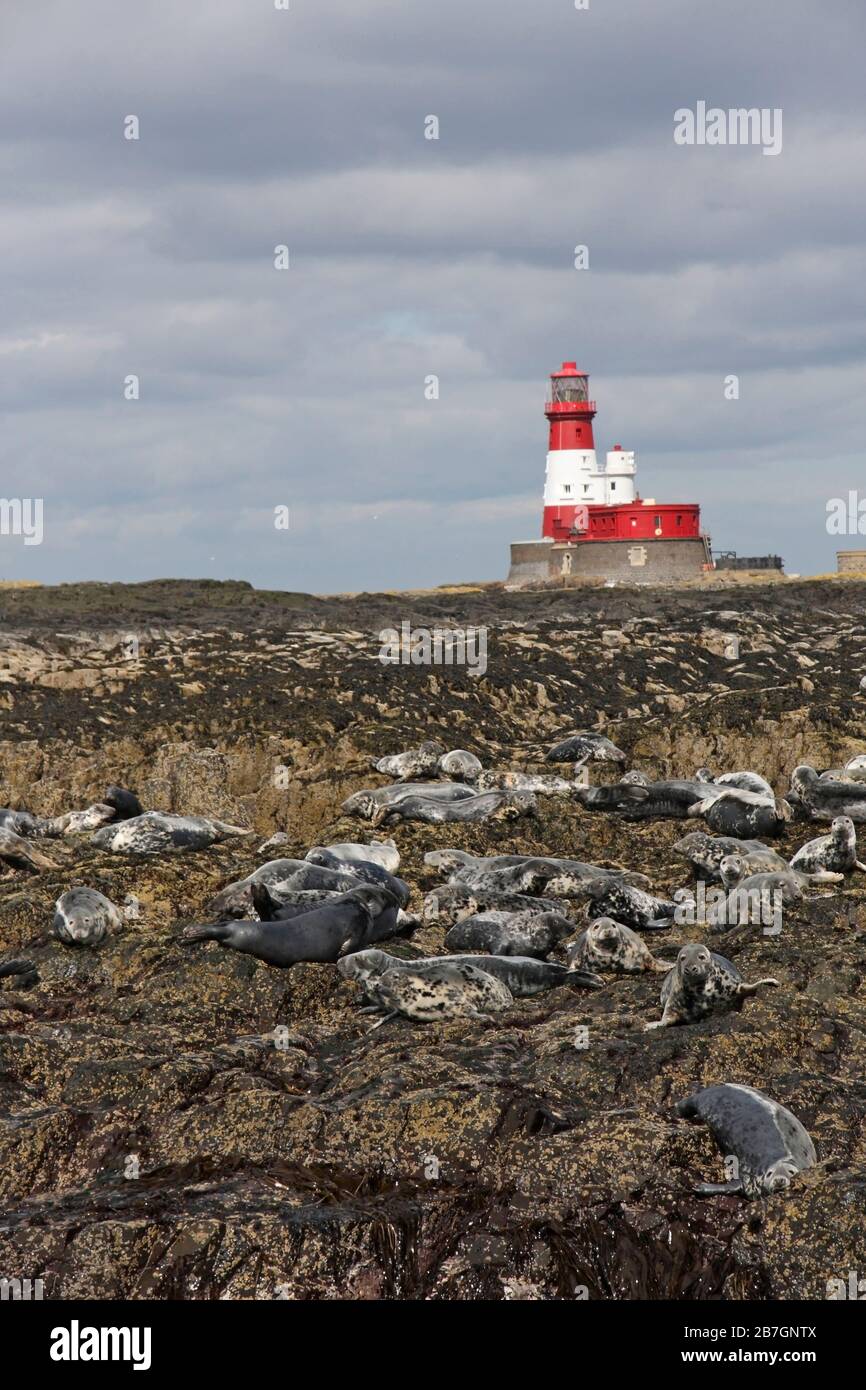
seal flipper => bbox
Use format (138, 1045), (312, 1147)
(251, 883), (280, 920)
(566, 968), (604, 990)
(182, 923), (234, 943)
(694, 1179), (744, 1196)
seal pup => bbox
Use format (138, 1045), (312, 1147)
(688, 789), (791, 838)
(338, 948), (599, 996)
(0, 827), (59, 873)
(365, 961), (513, 1023)
(423, 884), (563, 926)
(208, 858), (310, 917)
(546, 732), (627, 770)
(567, 918), (670, 975)
(673, 1083), (816, 1198)
(582, 879), (677, 932)
(92, 811), (253, 854)
(695, 769), (774, 798)
(306, 839), (400, 873)
(445, 910), (575, 959)
(371, 742), (443, 781)
(372, 790), (535, 827)
(52, 888), (125, 947)
(436, 749), (483, 781)
(789, 766), (866, 823)
(673, 832), (788, 883)
(183, 885), (402, 966)
(645, 944), (778, 1030)
(790, 816), (866, 875)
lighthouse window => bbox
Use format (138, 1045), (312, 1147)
(610, 482), (615, 491)
(676, 514), (682, 526)
(563, 484), (571, 494)
(654, 515), (662, 529)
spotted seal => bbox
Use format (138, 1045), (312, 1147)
(337, 947), (599, 995)
(371, 742), (444, 781)
(567, 918), (670, 975)
(0, 827), (59, 873)
(673, 1083), (816, 1197)
(719, 854), (840, 892)
(93, 812), (253, 854)
(789, 765), (866, 823)
(423, 884), (563, 926)
(645, 944), (778, 1030)
(673, 832), (788, 882)
(366, 960), (513, 1022)
(688, 788), (791, 838)
(306, 839), (400, 873)
(444, 910), (575, 958)
(546, 732), (626, 769)
(183, 885), (402, 965)
(436, 749), (483, 781)
(790, 816), (866, 875)
(341, 782), (476, 822)
(582, 879), (677, 931)
(52, 888), (125, 946)
(474, 771), (577, 795)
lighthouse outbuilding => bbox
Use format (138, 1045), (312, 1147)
(508, 362), (712, 584)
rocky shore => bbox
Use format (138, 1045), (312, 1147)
(1, 578), (865, 1300)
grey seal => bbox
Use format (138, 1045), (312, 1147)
(208, 858), (309, 917)
(424, 850), (649, 891)
(437, 749), (483, 781)
(576, 778), (714, 821)
(444, 910), (575, 958)
(183, 885), (402, 966)
(645, 944), (778, 1029)
(695, 769), (774, 797)
(423, 884), (563, 926)
(0, 808), (50, 837)
(673, 1083), (816, 1197)
(371, 790), (536, 827)
(304, 848), (411, 903)
(673, 832), (788, 882)
(342, 782), (476, 821)
(337, 947), (598, 996)
(366, 960), (513, 1022)
(790, 816), (866, 875)
(688, 789), (791, 838)
(103, 786), (144, 820)
(582, 879), (677, 931)
(371, 742), (444, 781)
(0, 827), (59, 873)
(0, 957), (38, 988)
(45, 803), (117, 835)
(789, 766), (866, 823)
(93, 812), (253, 854)
(305, 839), (400, 873)
(567, 918), (670, 975)
(546, 732), (627, 769)
(474, 770), (577, 795)
(52, 887), (125, 946)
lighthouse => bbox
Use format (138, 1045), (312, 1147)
(507, 362), (711, 584)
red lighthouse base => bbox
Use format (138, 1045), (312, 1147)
(543, 500), (702, 544)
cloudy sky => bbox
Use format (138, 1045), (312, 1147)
(2, 0), (865, 591)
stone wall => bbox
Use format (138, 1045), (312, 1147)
(507, 537), (711, 585)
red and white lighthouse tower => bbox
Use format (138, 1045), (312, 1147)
(507, 361), (711, 583)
